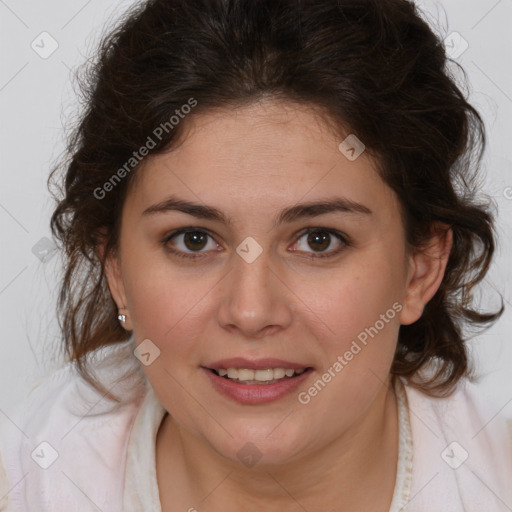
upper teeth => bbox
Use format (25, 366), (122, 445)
(216, 368), (305, 381)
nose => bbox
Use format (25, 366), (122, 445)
(216, 245), (294, 339)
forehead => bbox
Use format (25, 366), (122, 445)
(125, 99), (399, 223)
(166, 99), (351, 172)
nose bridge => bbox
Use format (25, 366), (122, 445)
(217, 239), (293, 337)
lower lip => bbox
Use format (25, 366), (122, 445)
(201, 367), (314, 404)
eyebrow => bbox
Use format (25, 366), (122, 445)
(142, 195), (372, 227)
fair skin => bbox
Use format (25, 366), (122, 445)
(104, 99), (452, 512)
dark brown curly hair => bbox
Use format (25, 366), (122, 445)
(48, 0), (504, 401)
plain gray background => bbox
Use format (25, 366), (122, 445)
(0, 0), (511, 417)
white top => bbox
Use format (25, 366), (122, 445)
(1, 339), (511, 511)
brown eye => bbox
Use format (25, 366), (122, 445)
(291, 228), (349, 259)
(162, 228), (219, 259)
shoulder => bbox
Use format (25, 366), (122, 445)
(403, 375), (512, 438)
(0, 338), (148, 512)
(401, 375), (512, 511)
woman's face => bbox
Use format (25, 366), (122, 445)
(106, 99), (446, 465)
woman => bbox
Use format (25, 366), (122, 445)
(1, 0), (511, 510)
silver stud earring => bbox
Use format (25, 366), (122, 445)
(118, 307), (128, 325)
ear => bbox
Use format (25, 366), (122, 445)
(399, 224), (453, 326)
(97, 235), (133, 331)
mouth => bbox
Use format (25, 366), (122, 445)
(201, 363), (315, 404)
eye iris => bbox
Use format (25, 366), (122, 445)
(184, 231), (207, 251)
(308, 231), (330, 251)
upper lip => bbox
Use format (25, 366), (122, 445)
(204, 357), (312, 370)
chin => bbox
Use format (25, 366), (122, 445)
(205, 420), (308, 468)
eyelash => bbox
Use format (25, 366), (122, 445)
(161, 227), (351, 261)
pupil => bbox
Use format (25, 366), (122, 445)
(308, 231), (329, 251)
(185, 231), (207, 251)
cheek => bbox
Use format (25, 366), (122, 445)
(290, 260), (402, 431)
(299, 256), (402, 350)
(126, 267), (215, 343)
(119, 227), (210, 334)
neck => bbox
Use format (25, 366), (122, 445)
(156, 379), (399, 512)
